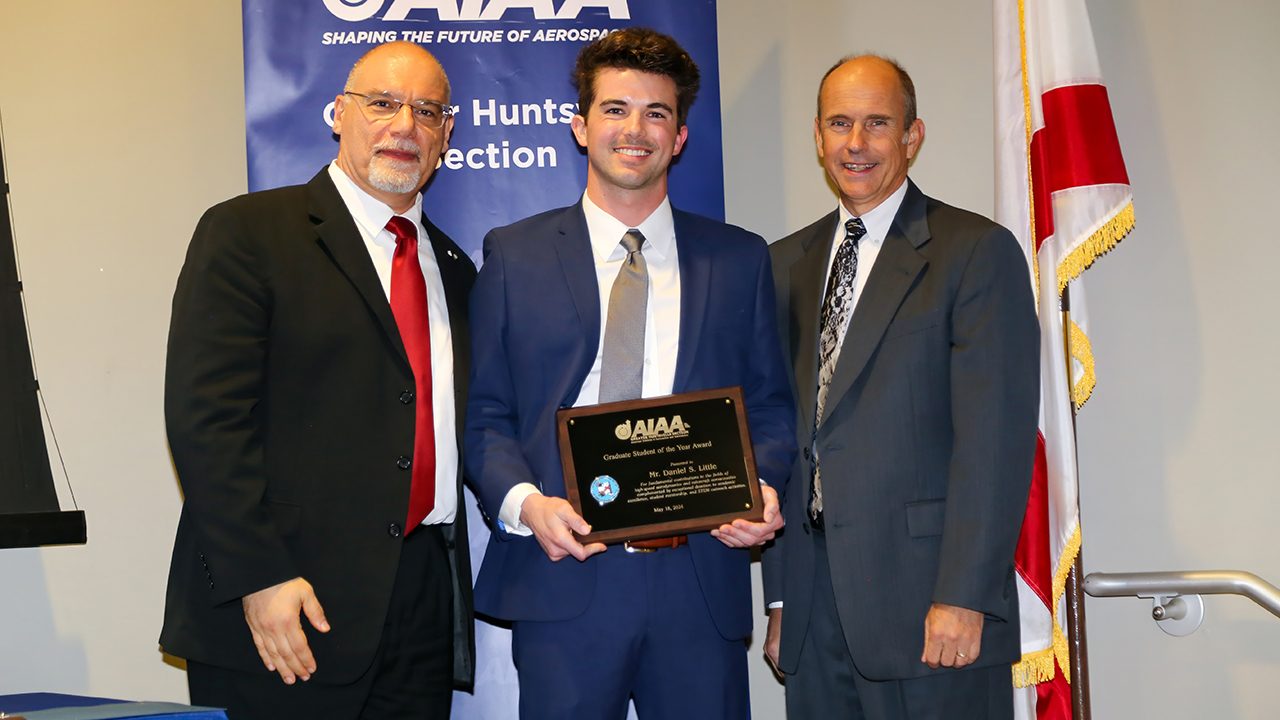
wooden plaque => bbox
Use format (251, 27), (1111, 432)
(556, 386), (764, 545)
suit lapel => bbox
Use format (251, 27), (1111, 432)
(789, 212), (840, 435)
(422, 215), (472, 441)
(422, 216), (470, 351)
(671, 210), (709, 394)
(819, 181), (931, 429)
(307, 170), (411, 368)
(552, 203), (603, 397)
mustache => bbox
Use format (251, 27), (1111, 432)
(373, 137), (422, 161)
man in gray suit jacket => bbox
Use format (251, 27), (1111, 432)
(763, 55), (1039, 719)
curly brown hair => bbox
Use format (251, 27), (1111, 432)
(572, 27), (701, 128)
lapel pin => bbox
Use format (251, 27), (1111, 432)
(447, 250), (457, 260)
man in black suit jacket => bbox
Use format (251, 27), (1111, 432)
(763, 55), (1039, 719)
(161, 42), (474, 719)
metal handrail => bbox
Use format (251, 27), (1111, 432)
(1084, 570), (1280, 618)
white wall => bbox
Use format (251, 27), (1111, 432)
(2, 0), (1278, 717)
(0, 0), (246, 702)
(1073, 1), (1280, 717)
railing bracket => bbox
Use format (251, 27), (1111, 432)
(1138, 593), (1203, 636)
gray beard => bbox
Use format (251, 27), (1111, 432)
(367, 156), (421, 194)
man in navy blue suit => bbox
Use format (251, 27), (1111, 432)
(465, 28), (796, 720)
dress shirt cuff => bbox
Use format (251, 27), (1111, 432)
(767, 602), (784, 610)
(498, 483), (541, 536)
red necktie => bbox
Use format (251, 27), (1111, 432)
(386, 216), (436, 530)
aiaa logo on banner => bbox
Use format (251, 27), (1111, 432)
(323, 0), (631, 22)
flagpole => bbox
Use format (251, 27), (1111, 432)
(1060, 285), (1092, 720)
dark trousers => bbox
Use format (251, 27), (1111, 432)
(189, 524), (454, 720)
(511, 543), (749, 720)
(785, 531), (1012, 720)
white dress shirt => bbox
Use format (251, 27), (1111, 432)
(328, 162), (458, 526)
(821, 179), (910, 317)
(497, 192), (682, 535)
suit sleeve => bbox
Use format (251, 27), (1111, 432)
(932, 226), (1040, 618)
(164, 204), (300, 606)
(762, 518), (784, 607)
(743, 239), (799, 494)
(465, 231), (541, 540)
(761, 239), (797, 609)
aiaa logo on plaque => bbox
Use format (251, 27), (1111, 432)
(614, 416), (690, 443)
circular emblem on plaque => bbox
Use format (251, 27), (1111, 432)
(614, 421), (632, 440)
(590, 475), (620, 506)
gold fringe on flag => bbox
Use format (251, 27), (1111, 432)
(1069, 320), (1096, 409)
(1010, 524), (1083, 687)
(1057, 201), (1134, 296)
(1018, 0), (1040, 308)
(1012, 648), (1057, 688)
(1051, 524), (1082, 683)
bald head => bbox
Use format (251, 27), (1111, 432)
(817, 54), (915, 131)
(345, 41), (451, 104)
(812, 52), (925, 216)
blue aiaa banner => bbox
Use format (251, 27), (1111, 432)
(242, 0), (724, 266)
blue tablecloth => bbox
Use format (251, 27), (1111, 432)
(0, 693), (227, 720)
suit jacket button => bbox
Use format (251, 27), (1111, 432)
(388, 523), (402, 538)
(803, 447), (810, 459)
(397, 456), (412, 470)
(400, 391), (414, 404)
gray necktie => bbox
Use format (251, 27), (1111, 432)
(811, 218), (867, 519)
(598, 229), (648, 403)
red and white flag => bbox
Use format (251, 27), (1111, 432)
(993, 0), (1133, 717)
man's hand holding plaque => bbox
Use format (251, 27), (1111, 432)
(519, 494), (608, 562)
(518, 484), (779, 562)
(711, 482), (784, 548)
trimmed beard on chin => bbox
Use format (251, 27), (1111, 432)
(367, 157), (422, 194)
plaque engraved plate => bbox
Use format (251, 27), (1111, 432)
(556, 386), (764, 545)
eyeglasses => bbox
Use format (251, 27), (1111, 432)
(344, 92), (454, 129)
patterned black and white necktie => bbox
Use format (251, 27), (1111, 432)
(811, 217), (867, 519)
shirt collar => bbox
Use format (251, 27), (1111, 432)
(328, 161), (423, 236)
(837, 178), (909, 246)
(581, 192), (675, 262)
